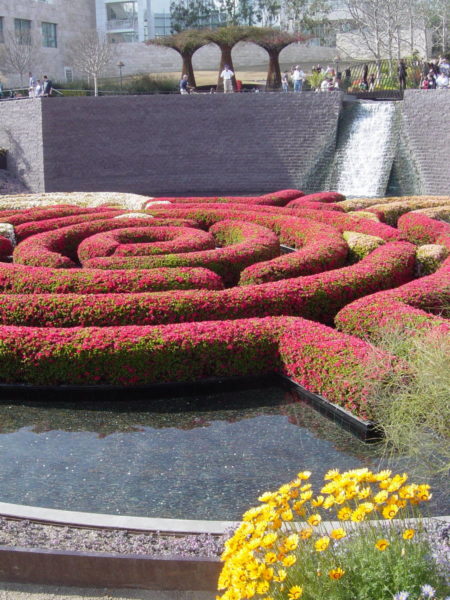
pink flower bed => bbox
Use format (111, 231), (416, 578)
(15, 210), (125, 241)
(82, 220), (280, 285)
(78, 226), (216, 262)
(0, 191), (446, 420)
(286, 191), (346, 205)
(335, 257), (450, 338)
(144, 189), (304, 208)
(0, 241), (414, 328)
(3, 205), (115, 226)
(148, 206), (402, 242)
(0, 316), (393, 418)
(0, 236), (13, 260)
(13, 218), (199, 268)
(398, 212), (450, 249)
(0, 263), (223, 294)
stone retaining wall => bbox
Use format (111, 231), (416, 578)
(0, 93), (342, 195)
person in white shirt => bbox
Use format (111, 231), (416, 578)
(220, 65), (234, 93)
(292, 65), (305, 92)
(28, 72), (36, 98)
(436, 72), (449, 89)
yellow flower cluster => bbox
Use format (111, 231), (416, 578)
(217, 468), (431, 600)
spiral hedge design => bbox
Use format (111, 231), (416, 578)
(0, 190), (449, 420)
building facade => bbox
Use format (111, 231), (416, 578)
(0, 0), (96, 86)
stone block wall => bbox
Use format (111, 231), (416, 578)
(0, 99), (44, 191)
(400, 90), (450, 196)
(18, 93), (341, 196)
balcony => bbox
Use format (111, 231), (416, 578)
(106, 18), (137, 31)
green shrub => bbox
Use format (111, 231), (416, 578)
(364, 327), (450, 477)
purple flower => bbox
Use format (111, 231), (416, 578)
(394, 592), (409, 600)
(421, 585), (436, 598)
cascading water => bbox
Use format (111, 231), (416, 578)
(326, 101), (399, 197)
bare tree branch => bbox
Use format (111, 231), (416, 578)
(70, 31), (117, 96)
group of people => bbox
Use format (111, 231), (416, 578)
(28, 72), (53, 98)
(179, 64), (236, 94)
(420, 57), (449, 89)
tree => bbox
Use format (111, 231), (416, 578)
(248, 27), (309, 89)
(170, 0), (223, 32)
(0, 31), (38, 85)
(254, 0), (282, 26)
(147, 29), (208, 88)
(204, 25), (251, 90)
(70, 31), (117, 97)
(282, 0), (331, 34)
(417, 0), (450, 55)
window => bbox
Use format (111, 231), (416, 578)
(42, 22), (57, 47)
(0, 17), (4, 43)
(64, 67), (73, 83)
(14, 18), (32, 45)
(107, 32), (138, 43)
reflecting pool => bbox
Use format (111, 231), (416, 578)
(0, 386), (447, 520)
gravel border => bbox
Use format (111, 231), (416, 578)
(0, 516), (224, 558)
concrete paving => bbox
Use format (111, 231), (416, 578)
(0, 583), (213, 599)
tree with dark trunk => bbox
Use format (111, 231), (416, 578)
(147, 30), (208, 89)
(247, 28), (310, 89)
(203, 26), (251, 91)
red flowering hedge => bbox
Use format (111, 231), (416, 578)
(14, 210), (125, 241)
(83, 221), (280, 285)
(0, 236), (13, 260)
(286, 191), (346, 205)
(0, 241), (415, 327)
(397, 212), (450, 248)
(148, 206), (402, 242)
(335, 257), (450, 338)
(2, 205), (116, 226)
(0, 316), (394, 418)
(78, 226), (216, 262)
(144, 189), (304, 208)
(1, 193), (445, 420)
(0, 263), (223, 294)
(13, 218), (199, 268)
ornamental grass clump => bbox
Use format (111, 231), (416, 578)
(217, 468), (448, 600)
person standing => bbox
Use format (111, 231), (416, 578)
(281, 71), (289, 92)
(28, 72), (36, 97)
(220, 65), (234, 93)
(35, 79), (43, 97)
(292, 65), (305, 92)
(179, 74), (190, 95)
(398, 60), (407, 90)
(42, 75), (53, 97)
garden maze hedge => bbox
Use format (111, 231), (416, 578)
(0, 190), (448, 420)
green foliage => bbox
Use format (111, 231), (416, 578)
(364, 327), (450, 477)
(307, 70), (325, 90)
(124, 74), (178, 93)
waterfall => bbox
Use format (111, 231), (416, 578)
(326, 101), (399, 198)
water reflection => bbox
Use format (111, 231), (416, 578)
(0, 387), (447, 519)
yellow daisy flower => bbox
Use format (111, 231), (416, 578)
(282, 554), (297, 567)
(308, 514), (322, 527)
(288, 586), (303, 599)
(403, 529), (415, 540)
(330, 528), (346, 540)
(299, 527), (313, 540)
(315, 536), (330, 552)
(375, 539), (390, 551)
(329, 567), (345, 580)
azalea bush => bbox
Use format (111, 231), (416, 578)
(216, 469), (448, 600)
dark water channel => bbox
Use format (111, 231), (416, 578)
(0, 385), (447, 520)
